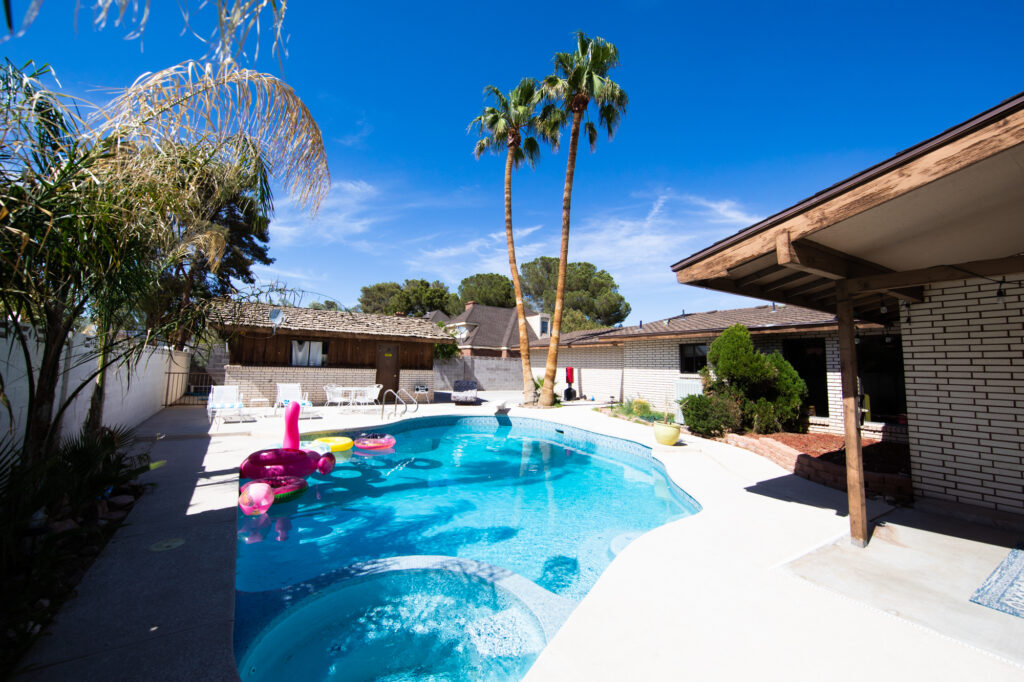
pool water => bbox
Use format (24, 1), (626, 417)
(235, 416), (699, 680)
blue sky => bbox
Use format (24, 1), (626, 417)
(5, 1), (1024, 324)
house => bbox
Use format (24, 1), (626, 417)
(528, 305), (905, 441)
(210, 302), (451, 403)
(446, 301), (549, 357)
(671, 91), (1024, 544)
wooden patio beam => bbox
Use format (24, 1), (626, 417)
(777, 234), (924, 302)
(846, 254), (1024, 295)
(836, 280), (869, 547)
(673, 107), (1024, 284)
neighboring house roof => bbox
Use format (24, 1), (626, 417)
(530, 305), (854, 348)
(210, 302), (451, 341)
(447, 303), (539, 349)
(424, 310), (450, 324)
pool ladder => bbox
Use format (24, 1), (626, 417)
(380, 388), (420, 420)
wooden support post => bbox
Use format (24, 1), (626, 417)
(836, 280), (869, 547)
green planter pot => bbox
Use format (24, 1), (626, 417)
(653, 422), (681, 446)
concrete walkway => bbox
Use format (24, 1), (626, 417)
(13, 396), (1024, 681)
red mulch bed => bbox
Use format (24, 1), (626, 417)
(758, 432), (910, 475)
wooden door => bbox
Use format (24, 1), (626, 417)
(376, 342), (399, 398)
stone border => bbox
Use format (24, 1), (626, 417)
(724, 433), (913, 503)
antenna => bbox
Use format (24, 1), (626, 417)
(269, 308), (285, 335)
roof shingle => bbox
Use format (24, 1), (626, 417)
(210, 302), (450, 341)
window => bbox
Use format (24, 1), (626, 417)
(540, 318), (549, 335)
(291, 340), (326, 366)
(679, 343), (708, 374)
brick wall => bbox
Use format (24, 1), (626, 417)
(398, 369), (434, 403)
(223, 365), (376, 404)
(902, 274), (1024, 514)
(529, 345), (624, 402)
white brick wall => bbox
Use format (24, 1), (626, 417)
(223, 365), (376, 404)
(902, 274), (1024, 514)
(622, 338), (697, 414)
(398, 369), (434, 403)
(529, 345), (624, 402)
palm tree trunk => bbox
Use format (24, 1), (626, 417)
(84, 320), (109, 438)
(539, 109), (582, 406)
(504, 148), (536, 405)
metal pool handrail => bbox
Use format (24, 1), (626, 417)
(380, 389), (408, 420)
(397, 388), (420, 413)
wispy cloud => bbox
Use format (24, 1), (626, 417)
(269, 179), (383, 247)
(335, 118), (374, 147)
(408, 191), (762, 312)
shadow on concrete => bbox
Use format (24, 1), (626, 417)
(745, 472), (1023, 549)
(13, 429), (242, 681)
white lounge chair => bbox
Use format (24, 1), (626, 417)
(274, 383), (315, 416)
(452, 380), (478, 405)
(207, 385), (244, 427)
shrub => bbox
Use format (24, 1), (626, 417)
(679, 393), (740, 438)
(699, 324), (808, 435)
(631, 399), (652, 417)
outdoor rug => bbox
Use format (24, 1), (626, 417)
(970, 543), (1024, 618)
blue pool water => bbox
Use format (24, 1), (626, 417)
(235, 416), (700, 680)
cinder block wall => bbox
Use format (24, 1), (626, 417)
(529, 345), (624, 402)
(223, 366), (376, 404)
(902, 274), (1024, 514)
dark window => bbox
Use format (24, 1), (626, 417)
(540, 319), (549, 335)
(679, 343), (708, 373)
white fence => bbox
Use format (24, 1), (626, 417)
(0, 330), (190, 446)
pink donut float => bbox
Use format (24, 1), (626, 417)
(353, 433), (396, 450)
(240, 448), (317, 479)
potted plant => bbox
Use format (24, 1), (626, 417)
(652, 396), (681, 446)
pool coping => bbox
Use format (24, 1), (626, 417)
(14, 399), (1024, 680)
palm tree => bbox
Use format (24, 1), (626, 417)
(538, 31), (627, 406)
(470, 78), (562, 405)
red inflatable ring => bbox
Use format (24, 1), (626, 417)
(240, 448), (317, 479)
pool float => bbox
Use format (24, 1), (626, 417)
(238, 481), (274, 516)
(313, 436), (354, 452)
(258, 475), (308, 504)
(240, 448), (317, 479)
(282, 401), (301, 449)
(314, 452), (336, 475)
(353, 433), (396, 450)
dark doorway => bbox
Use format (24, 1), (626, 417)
(376, 342), (399, 398)
(783, 338), (828, 418)
(857, 334), (906, 423)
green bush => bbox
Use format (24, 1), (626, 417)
(631, 399), (652, 416)
(679, 393), (740, 438)
(695, 324), (808, 435)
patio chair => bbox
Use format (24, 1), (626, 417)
(351, 384), (382, 410)
(274, 383), (315, 416)
(207, 385), (244, 426)
(324, 384), (347, 408)
(451, 380), (478, 405)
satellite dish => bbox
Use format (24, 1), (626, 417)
(269, 308), (285, 334)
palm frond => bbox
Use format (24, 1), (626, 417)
(95, 61), (329, 214)
(584, 121), (598, 152)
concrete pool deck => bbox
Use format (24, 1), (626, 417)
(12, 395), (1024, 680)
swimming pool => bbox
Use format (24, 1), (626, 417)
(235, 415), (700, 680)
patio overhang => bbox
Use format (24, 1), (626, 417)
(671, 91), (1024, 546)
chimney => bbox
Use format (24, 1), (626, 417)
(465, 300), (476, 311)
(680, 309), (686, 319)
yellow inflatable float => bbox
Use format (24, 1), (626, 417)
(313, 436), (354, 453)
